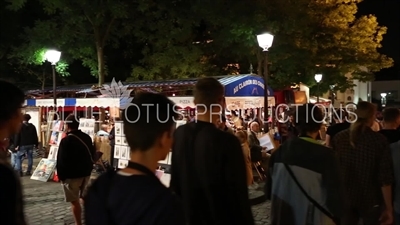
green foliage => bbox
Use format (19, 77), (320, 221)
(3, 0), (394, 91)
(6, 0), (134, 85)
(191, 0), (393, 92)
(129, 0), (208, 80)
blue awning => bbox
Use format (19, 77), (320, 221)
(219, 75), (273, 97)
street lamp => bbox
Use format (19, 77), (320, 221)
(257, 33), (274, 133)
(314, 74), (322, 103)
(45, 50), (61, 109)
(381, 93), (387, 107)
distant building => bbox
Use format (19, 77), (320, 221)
(371, 80), (400, 107)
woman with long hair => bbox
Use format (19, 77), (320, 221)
(333, 101), (394, 225)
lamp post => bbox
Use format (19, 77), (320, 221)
(45, 50), (61, 109)
(380, 92), (387, 107)
(329, 84), (336, 106)
(314, 74), (322, 103)
(257, 33), (274, 133)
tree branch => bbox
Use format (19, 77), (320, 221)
(84, 11), (94, 26)
(101, 17), (116, 47)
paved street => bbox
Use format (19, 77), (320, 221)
(21, 158), (271, 224)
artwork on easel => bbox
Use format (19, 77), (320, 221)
(118, 159), (128, 169)
(120, 146), (127, 159)
(31, 159), (57, 182)
(79, 118), (95, 141)
(47, 146), (59, 160)
(114, 145), (121, 159)
(114, 122), (123, 136)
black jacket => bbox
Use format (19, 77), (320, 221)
(16, 122), (38, 147)
(170, 121), (254, 225)
(56, 130), (95, 181)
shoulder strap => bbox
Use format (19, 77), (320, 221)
(283, 163), (339, 225)
(68, 134), (95, 163)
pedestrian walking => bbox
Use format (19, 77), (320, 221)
(15, 114), (38, 176)
(0, 80), (27, 225)
(333, 102), (394, 225)
(57, 114), (96, 225)
(266, 103), (343, 225)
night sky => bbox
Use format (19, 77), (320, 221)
(358, 0), (399, 80)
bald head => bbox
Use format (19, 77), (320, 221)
(250, 122), (260, 132)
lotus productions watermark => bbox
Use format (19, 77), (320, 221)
(45, 102), (357, 125)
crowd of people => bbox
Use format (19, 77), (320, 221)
(1, 78), (400, 225)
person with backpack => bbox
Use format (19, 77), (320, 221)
(266, 103), (343, 225)
(15, 114), (38, 176)
(57, 114), (96, 225)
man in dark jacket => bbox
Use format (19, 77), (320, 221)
(57, 114), (95, 225)
(170, 78), (254, 225)
(15, 114), (38, 176)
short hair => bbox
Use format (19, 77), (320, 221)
(123, 92), (178, 152)
(294, 104), (324, 134)
(23, 114), (31, 121)
(382, 108), (400, 123)
(194, 78), (224, 106)
(0, 80), (25, 126)
(65, 114), (79, 130)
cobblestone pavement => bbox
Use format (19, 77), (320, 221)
(21, 159), (271, 224)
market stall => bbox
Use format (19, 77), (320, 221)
(221, 75), (275, 110)
(26, 97), (121, 182)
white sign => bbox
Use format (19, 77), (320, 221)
(35, 99), (65, 107)
(169, 97), (195, 108)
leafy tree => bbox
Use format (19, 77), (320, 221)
(6, 0), (134, 85)
(128, 0), (209, 81)
(191, 0), (393, 92)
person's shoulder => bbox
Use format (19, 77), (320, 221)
(78, 130), (93, 142)
(371, 129), (389, 143)
(0, 163), (18, 185)
(335, 127), (350, 137)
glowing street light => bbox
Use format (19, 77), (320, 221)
(314, 74), (322, 83)
(45, 50), (61, 65)
(257, 33), (274, 133)
(314, 74), (323, 103)
(381, 93), (387, 107)
(257, 33), (274, 51)
(45, 50), (61, 108)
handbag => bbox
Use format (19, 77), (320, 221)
(284, 163), (339, 225)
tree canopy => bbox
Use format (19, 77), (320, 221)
(2, 0), (394, 91)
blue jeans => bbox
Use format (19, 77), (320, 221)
(17, 145), (34, 173)
(10, 152), (18, 169)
